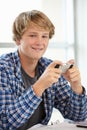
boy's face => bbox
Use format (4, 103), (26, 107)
(17, 25), (50, 61)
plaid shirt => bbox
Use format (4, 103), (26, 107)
(0, 50), (87, 130)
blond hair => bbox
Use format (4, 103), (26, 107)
(12, 10), (55, 41)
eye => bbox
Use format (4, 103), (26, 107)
(29, 34), (37, 37)
(42, 35), (49, 38)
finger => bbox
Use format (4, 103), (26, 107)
(70, 70), (80, 78)
(67, 59), (75, 65)
(68, 66), (79, 73)
(70, 75), (81, 82)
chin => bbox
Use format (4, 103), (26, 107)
(33, 56), (42, 60)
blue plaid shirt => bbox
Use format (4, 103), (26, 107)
(0, 50), (87, 130)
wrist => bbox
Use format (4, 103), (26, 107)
(71, 84), (83, 95)
(33, 82), (45, 97)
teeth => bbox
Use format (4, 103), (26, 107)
(32, 47), (42, 50)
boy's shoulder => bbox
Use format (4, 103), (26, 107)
(0, 51), (19, 67)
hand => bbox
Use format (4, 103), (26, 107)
(33, 60), (62, 96)
(62, 59), (83, 94)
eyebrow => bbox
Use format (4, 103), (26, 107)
(29, 32), (49, 35)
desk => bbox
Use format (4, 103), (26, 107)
(29, 122), (86, 130)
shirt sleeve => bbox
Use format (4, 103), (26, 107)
(66, 87), (87, 121)
(54, 78), (87, 121)
(0, 83), (42, 129)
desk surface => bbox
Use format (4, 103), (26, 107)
(29, 122), (86, 130)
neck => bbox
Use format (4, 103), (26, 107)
(18, 51), (38, 77)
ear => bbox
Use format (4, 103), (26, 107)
(16, 39), (21, 46)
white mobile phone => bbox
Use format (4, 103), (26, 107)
(60, 64), (73, 73)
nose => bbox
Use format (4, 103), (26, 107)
(36, 36), (43, 45)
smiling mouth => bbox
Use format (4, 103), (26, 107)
(32, 47), (43, 51)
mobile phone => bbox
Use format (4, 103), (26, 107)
(55, 63), (73, 73)
(60, 64), (73, 73)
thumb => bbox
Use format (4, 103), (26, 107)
(67, 59), (75, 65)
